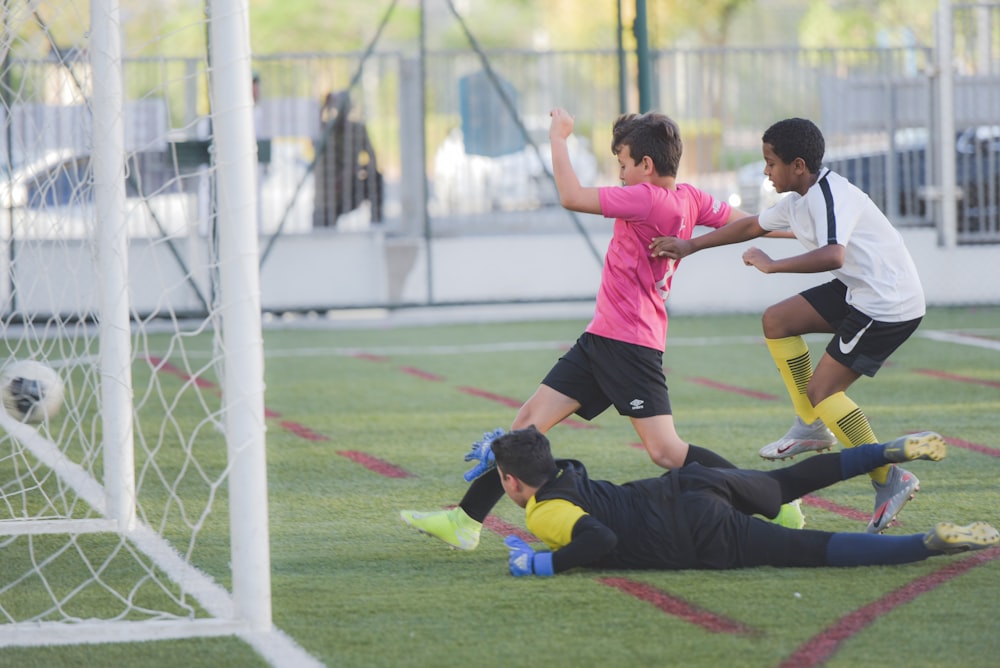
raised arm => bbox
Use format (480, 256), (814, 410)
(549, 108), (602, 214)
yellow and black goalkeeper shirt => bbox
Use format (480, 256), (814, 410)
(526, 459), (695, 572)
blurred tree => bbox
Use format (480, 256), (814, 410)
(648, 0), (756, 47)
(11, 0), (944, 59)
(250, 0), (411, 53)
(799, 0), (938, 49)
(535, 0), (623, 50)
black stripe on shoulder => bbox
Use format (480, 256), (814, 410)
(817, 171), (837, 245)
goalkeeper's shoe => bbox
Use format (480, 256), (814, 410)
(882, 431), (947, 463)
(866, 465), (919, 534)
(924, 521), (999, 554)
(759, 416), (837, 460)
(400, 507), (482, 551)
(770, 499), (806, 529)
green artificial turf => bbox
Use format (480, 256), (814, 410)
(1, 306), (998, 667)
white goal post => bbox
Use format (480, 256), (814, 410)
(0, 1), (315, 664)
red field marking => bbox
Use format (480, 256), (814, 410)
(399, 366), (445, 381)
(778, 546), (1000, 668)
(279, 421), (330, 442)
(148, 357), (333, 442)
(942, 434), (1000, 458)
(146, 356), (217, 389)
(914, 368), (1000, 389)
(801, 494), (870, 523)
(457, 386), (596, 429)
(688, 377), (780, 401)
(457, 386), (522, 409)
(352, 352), (389, 362)
(482, 515), (535, 542)
(599, 577), (759, 636)
(337, 450), (414, 478)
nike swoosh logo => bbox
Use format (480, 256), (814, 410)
(777, 443), (798, 454)
(838, 319), (874, 355)
(870, 501), (889, 528)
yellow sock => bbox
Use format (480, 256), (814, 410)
(814, 392), (889, 484)
(765, 336), (817, 424)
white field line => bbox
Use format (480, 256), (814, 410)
(258, 329), (1000, 359)
(261, 335), (768, 359)
(917, 329), (1000, 351)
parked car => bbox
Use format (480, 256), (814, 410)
(0, 149), (193, 240)
(0, 141), (316, 239)
(432, 122), (599, 215)
(731, 126), (1000, 237)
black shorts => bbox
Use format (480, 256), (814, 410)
(801, 280), (922, 377)
(541, 332), (672, 420)
(676, 465), (830, 569)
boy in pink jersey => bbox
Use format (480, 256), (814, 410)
(401, 108), (800, 550)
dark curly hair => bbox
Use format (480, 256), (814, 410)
(762, 118), (825, 173)
(491, 426), (557, 487)
(611, 111), (683, 177)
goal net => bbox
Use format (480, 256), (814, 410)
(0, 1), (310, 664)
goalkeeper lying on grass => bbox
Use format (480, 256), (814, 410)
(476, 427), (998, 576)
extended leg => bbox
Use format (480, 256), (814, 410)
(735, 515), (996, 569)
(758, 296), (838, 460)
(827, 521), (1000, 566)
(766, 432), (945, 504)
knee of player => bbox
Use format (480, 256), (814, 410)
(643, 441), (687, 469)
(805, 386), (826, 407)
(806, 379), (842, 406)
(760, 308), (786, 337)
(511, 413), (540, 432)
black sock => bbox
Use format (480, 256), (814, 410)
(458, 472), (505, 523)
(684, 444), (736, 469)
(767, 453), (843, 502)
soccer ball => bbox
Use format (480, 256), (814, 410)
(1, 360), (65, 424)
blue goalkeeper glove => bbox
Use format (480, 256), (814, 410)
(463, 427), (505, 482)
(504, 535), (554, 577)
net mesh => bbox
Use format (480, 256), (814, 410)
(0, 0), (248, 635)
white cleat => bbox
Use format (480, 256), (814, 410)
(759, 416), (837, 460)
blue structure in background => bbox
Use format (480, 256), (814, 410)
(459, 70), (523, 158)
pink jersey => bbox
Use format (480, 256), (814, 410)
(591, 182), (731, 350)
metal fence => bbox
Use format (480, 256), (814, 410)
(3, 34), (996, 241)
(1, 3), (997, 315)
(241, 33), (995, 247)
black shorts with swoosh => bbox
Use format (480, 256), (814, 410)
(802, 279), (922, 377)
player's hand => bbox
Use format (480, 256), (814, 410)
(549, 108), (574, 142)
(742, 246), (775, 273)
(649, 236), (694, 259)
(504, 535), (554, 577)
(463, 427), (504, 482)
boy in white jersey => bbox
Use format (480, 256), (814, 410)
(401, 108), (805, 550)
(649, 118), (927, 534)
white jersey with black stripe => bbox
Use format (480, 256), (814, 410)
(758, 168), (925, 322)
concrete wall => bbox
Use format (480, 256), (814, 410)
(387, 226), (999, 314)
(3, 226), (996, 318)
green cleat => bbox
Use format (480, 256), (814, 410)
(883, 431), (947, 463)
(924, 521), (999, 554)
(400, 507), (482, 551)
(771, 499), (806, 529)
